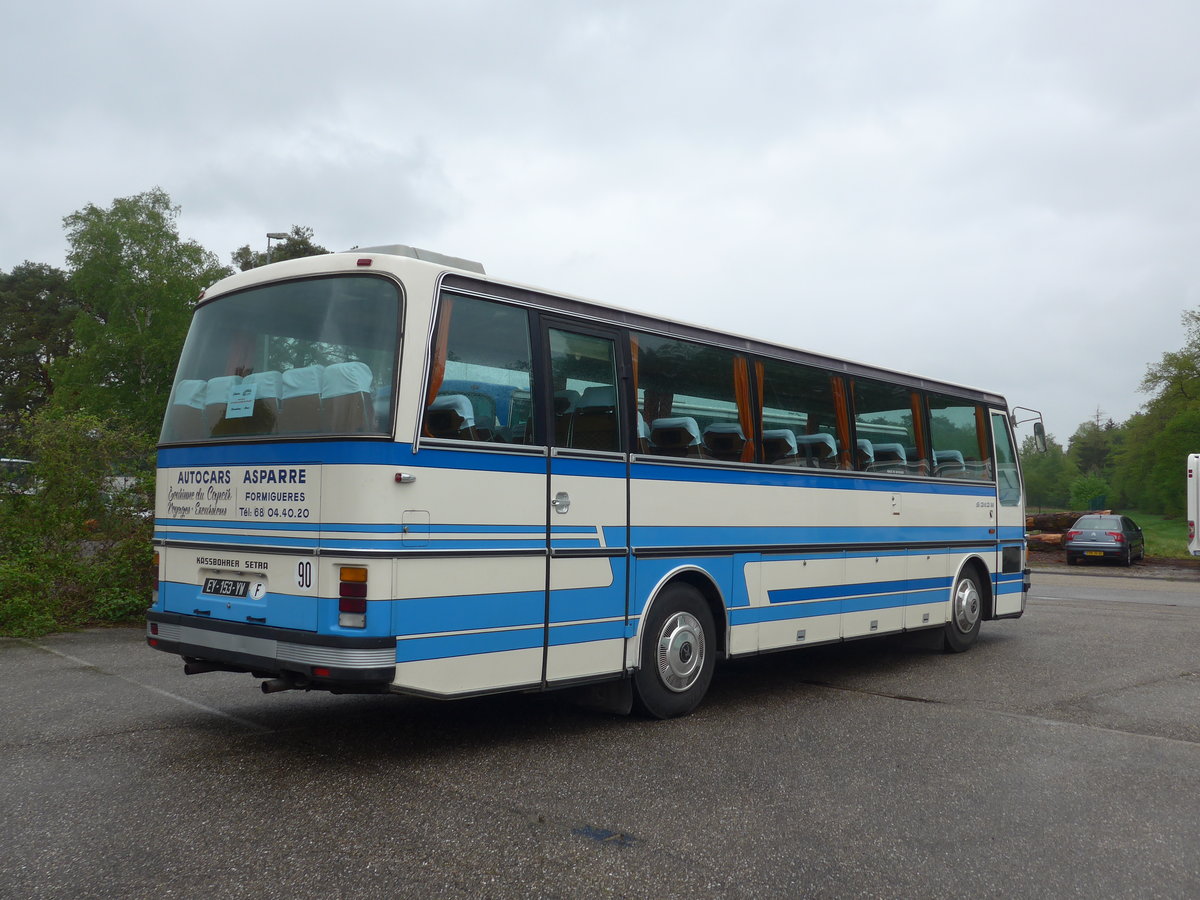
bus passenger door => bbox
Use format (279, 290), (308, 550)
(991, 411), (1026, 616)
(543, 323), (630, 684)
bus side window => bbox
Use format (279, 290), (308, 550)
(423, 294), (536, 444)
(928, 394), (989, 480)
(851, 379), (926, 475)
(758, 358), (847, 468)
(633, 332), (752, 462)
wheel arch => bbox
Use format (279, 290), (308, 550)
(954, 554), (995, 620)
(636, 566), (728, 667)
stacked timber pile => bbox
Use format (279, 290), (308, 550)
(1025, 511), (1110, 550)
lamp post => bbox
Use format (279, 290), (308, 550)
(265, 232), (289, 264)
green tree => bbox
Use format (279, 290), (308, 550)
(1069, 473), (1110, 511)
(51, 188), (230, 435)
(0, 262), (76, 443)
(1110, 307), (1200, 514)
(1019, 433), (1076, 509)
(0, 409), (154, 636)
(1066, 411), (1123, 479)
(231, 225), (328, 271)
(1141, 309), (1200, 404)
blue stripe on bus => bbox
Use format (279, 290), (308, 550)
(547, 620), (626, 646)
(768, 576), (951, 604)
(159, 442), (1005, 497)
(393, 590), (545, 636)
(395, 627), (544, 662)
(630, 461), (997, 495)
(156, 519), (596, 536)
(731, 602), (840, 624)
(394, 620), (625, 662)
(630, 525), (999, 546)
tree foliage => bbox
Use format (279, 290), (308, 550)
(231, 225), (328, 271)
(1019, 433), (1077, 509)
(0, 262), (76, 444)
(0, 409), (154, 636)
(51, 188), (230, 434)
(1104, 307), (1200, 515)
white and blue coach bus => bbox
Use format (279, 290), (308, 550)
(147, 245), (1032, 718)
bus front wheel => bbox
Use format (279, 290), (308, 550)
(944, 570), (982, 653)
(633, 584), (715, 719)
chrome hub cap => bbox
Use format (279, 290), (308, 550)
(656, 611), (706, 693)
(952, 578), (981, 634)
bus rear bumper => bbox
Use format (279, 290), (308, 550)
(146, 611), (397, 688)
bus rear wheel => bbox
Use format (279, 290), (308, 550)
(633, 584), (715, 719)
(943, 570), (982, 653)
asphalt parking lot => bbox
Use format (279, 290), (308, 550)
(2, 568), (1198, 899)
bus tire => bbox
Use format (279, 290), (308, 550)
(633, 583), (715, 719)
(943, 569), (982, 653)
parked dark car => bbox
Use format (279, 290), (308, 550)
(1064, 514), (1145, 566)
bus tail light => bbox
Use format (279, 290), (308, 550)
(338, 566), (368, 628)
(1190, 521), (1196, 542)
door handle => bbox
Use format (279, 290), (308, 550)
(551, 491), (571, 514)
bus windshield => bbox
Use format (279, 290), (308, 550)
(160, 274), (401, 443)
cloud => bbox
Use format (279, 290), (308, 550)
(3, 0), (1199, 438)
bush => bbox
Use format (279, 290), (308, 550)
(0, 410), (154, 636)
(1069, 474), (1110, 511)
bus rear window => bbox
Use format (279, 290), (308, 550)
(160, 275), (401, 443)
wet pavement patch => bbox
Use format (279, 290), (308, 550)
(572, 825), (638, 848)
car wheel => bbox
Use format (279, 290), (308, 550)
(633, 583), (715, 719)
(1122, 547), (1132, 567)
(944, 569), (982, 653)
(1066, 553), (1077, 566)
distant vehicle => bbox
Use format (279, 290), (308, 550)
(1064, 514), (1145, 566)
(1189, 455), (1200, 557)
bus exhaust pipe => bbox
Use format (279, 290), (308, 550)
(261, 677), (307, 694)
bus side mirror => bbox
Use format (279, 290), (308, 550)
(1033, 421), (1047, 453)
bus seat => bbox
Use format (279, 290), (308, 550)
(934, 449), (966, 477)
(321, 362), (373, 433)
(278, 365), (325, 433)
(762, 428), (798, 464)
(701, 422), (746, 461)
(856, 439), (875, 470)
(425, 393), (477, 440)
(203, 375), (243, 436)
(167, 379), (208, 442)
(554, 389), (581, 445)
(572, 386), (619, 451)
(870, 442), (907, 473)
(650, 416), (701, 457)
(213, 370), (283, 436)
(637, 414), (650, 454)
(795, 433), (837, 467)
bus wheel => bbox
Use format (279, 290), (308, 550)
(633, 584), (715, 719)
(944, 570), (982, 653)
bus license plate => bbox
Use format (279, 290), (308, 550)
(202, 577), (250, 598)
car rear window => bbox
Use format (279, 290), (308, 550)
(1075, 516), (1121, 530)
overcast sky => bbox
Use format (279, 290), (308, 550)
(4, 0), (1198, 444)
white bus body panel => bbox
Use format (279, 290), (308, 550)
(1188, 454), (1200, 556)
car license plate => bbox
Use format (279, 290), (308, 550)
(1084, 551), (1104, 557)
(202, 577), (250, 598)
